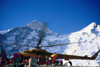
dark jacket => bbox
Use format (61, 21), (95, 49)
(0, 51), (6, 60)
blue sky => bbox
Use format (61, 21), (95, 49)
(0, 0), (100, 34)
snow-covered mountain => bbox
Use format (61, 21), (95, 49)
(0, 20), (59, 55)
(27, 20), (53, 33)
(63, 22), (100, 66)
(0, 21), (100, 66)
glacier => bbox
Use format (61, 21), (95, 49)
(0, 20), (100, 66)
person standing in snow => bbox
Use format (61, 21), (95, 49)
(13, 52), (21, 67)
(0, 50), (7, 66)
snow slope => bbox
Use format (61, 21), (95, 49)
(63, 22), (100, 66)
(41, 22), (100, 66)
(0, 21), (100, 66)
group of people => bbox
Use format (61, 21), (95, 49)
(0, 50), (64, 67)
(0, 50), (53, 67)
(0, 50), (23, 67)
(12, 52), (23, 67)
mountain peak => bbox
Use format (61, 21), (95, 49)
(80, 22), (100, 34)
(33, 20), (38, 22)
(27, 20), (53, 33)
(88, 22), (97, 28)
(27, 20), (43, 29)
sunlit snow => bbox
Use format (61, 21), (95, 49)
(0, 21), (100, 66)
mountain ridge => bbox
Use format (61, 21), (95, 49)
(0, 21), (100, 66)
